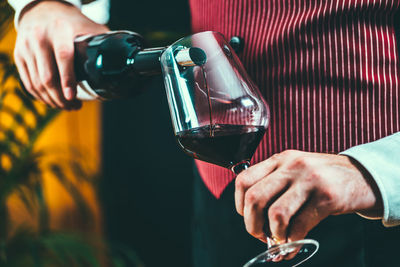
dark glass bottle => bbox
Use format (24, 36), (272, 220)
(74, 30), (207, 100)
(74, 31), (165, 100)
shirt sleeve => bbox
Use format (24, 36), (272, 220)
(340, 132), (400, 227)
(7, 0), (82, 28)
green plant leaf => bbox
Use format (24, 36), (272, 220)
(0, 2), (12, 40)
(0, 6), (142, 265)
(108, 242), (145, 267)
(48, 164), (94, 229)
(40, 232), (101, 267)
(14, 187), (37, 215)
(13, 89), (41, 118)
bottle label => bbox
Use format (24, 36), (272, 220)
(76, 80), (105, 100)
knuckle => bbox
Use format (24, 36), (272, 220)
(244, 189), (258, 207)
(33, 26), (46, 43)
(270, 153), (281, 161)
(235, 180), (242, 193)
(291, 156), (309, 169)
(53, 18), (63, 28)
(23, 38), (32, 50)
(268, 205), (289, 228)
(41, 73), (55, 88)
(235, 172), (250, 190)
(235, 174), (245, 190)
(280, 149), (295, 157)
(306, 169), (321, 183)
(279, 150), (289, 157)
(317, 188), (337, 208)
(55, 45), (73, 60)
(54, 18), (68, 29)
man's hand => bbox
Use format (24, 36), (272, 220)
(14, 1), (109, 109)
(235, 150), (383, 244)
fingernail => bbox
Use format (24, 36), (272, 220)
(64, 87), (74, 100)
(272, 255), (284, 262)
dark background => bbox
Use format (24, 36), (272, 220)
(98, 3), (400, 267)
(100, 1), (194, 266)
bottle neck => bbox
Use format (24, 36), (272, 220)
(128, 47), (166, 76)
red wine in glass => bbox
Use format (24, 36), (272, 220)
(176, 124), (265, 170)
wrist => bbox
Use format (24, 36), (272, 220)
(348, 156), (384, 218)
(17, 0), (81, 27)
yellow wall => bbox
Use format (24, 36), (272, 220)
(1, 25), (102, 233)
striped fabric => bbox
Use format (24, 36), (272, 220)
(189, 0), (400, 199)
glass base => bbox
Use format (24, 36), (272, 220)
(243, 239), (319, 267)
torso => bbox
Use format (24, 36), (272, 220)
(190, 0), (400, 198)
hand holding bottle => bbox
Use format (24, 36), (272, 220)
(14, 1), (109, 109)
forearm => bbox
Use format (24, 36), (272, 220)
(340, 132), (400, 227)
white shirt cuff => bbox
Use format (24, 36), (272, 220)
(8, 0), (82, 28)
(340, 132), (400, 227)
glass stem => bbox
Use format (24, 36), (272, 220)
(266, 237), (278, 249)
(232, 161), (250, 175)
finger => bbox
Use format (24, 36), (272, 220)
(33, 38), (71, 108)
(268, 184), (311, 242)
(23, 49), (57, 108)
(52, 29), (77, 101)
(235, 154), (281, 215)
(242, 172), (290, 241)
(14, 53), (43, 101)
(38, 88), (58, 108)
(287, 197), (330, 243)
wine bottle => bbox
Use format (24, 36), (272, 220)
(74, 31), (164, 100)
(74, 31), (207, 100)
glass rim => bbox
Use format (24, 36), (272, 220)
(168, 31), (226, 49)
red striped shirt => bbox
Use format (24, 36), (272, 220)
(189, 0), (400, 198)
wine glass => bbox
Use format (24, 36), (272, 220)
(160, 31), (319, 267)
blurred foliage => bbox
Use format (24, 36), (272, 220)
(0, 2), (142, 266)
(0, 1), (12, 39)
